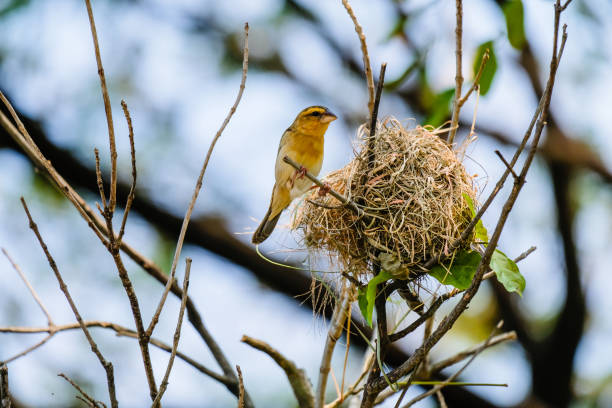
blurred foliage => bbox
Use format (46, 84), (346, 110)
(502, 0), (527, 50)
(0, 0), (30, 18)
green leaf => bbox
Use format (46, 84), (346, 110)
(473, 41), (497, 96)
(491, 249), (526, 295)
(463, 193), (488, 243)
(429, 250), (482, 290)
(357, 270), (393, 327)
(425, 88), (455, 127)
(502, 0), (527, 50)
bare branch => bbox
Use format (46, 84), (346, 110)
(236, 365), (245, 408)
(324, 353), (374, 408)
(447, 0), (464, 146)
(242, 335), (314, 408)
(316, 283), (355, 408)
(59, 373), (106, 408)
(283, 156), (365, 218)
(0, 320), (231, 387)
(1, 333), (53, 364)
(341, 0), (374, 116)
(401, 322), (505, 407)
(1, 248), (54, 326)
(152, 258), (192, 407)
(429, 331), (517, 375)
(494, 150), (519, 181)
(84, 0), (117, 211)
(20, 198), (117, 408)
(146, 23), (249, 352)
(0, 92), (247, 404)
(118, 100), (137, 242)
(458, 50), (489, 107)
(94, 148), (108, 211)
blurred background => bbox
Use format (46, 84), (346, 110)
(1, 0), (611, 407)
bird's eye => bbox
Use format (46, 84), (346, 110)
(310, 111), (321, 117)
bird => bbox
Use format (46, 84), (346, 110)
(252, 105), (337, 244)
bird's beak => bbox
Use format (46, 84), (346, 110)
(321, 109), (337, 123)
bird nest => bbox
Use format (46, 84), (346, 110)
(292, 118), (477, 279)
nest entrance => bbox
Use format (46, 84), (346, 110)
(293, 118), (476, 278)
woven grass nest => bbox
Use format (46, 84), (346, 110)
(293, 117), (477, 279)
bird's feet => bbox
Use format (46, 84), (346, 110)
(290, 166), (308, 188)
(318, 182), (331, 197)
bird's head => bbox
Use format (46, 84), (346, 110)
(292, 106), (337, 133)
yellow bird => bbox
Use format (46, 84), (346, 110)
(252, 106), (337, 244)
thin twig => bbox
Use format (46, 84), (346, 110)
(393, 248), (534, 343)
(242, 335), (314, 408)
(0, 320), (231, 387)
(59, 373), (106, 408)
(20, 198), (118, 408)
(283, 156), (365, 218)
(1, 248), (54, 326)
(94, 148), (107, 211)
(84, 0), (117, 211)
(236, 365), (246, 408)
(494, 150), (519, 181)
(428, 331), (517, 375)
(315, 283), (354, 408)
(146, 23), (249, 354)
(0, 94), (247, 405)
(1, 333), (53, 364)
(447, 0), (464, 146)
(369, 64), (387, 139)
(341, 0), (374, 117)
(458, 50), (489, 107)
(401, 321), (505, 407)
(118, 100), (137, 242)
(152, 258), (192, 408)
(324, 353), (374, 408)
(436, 391), (448, 408)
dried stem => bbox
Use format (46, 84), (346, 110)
(315, 283), (355, 408)
(1, 248), (54, 327)
(84, 0), (117, 211)
(236, 365), (246, 408)
(146, 23), (249, 350)
(283, 156), (365, 217)
(20, 198), (118, 408)
(0, 320), (231, 387)
(392, 247), (534, 343)
(241, 335), (315, 408)
(447, 0), (464, 146)
(0, 91), (247, 406)
(118, 100), (137, 242)
(400, 322), (505, 407)
(458, 50), (489, 107)
(59, 373), (105, 408)
(152, 258), (192, 407)
(325, 353), (374, 408)
(494, 150), (519, 181)
(428, 331), (517, 375)
(341, 0), (374, 117)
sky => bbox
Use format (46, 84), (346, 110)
(1, 0), (611, 406)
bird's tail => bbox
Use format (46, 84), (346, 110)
(252, 206), (281, 244)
